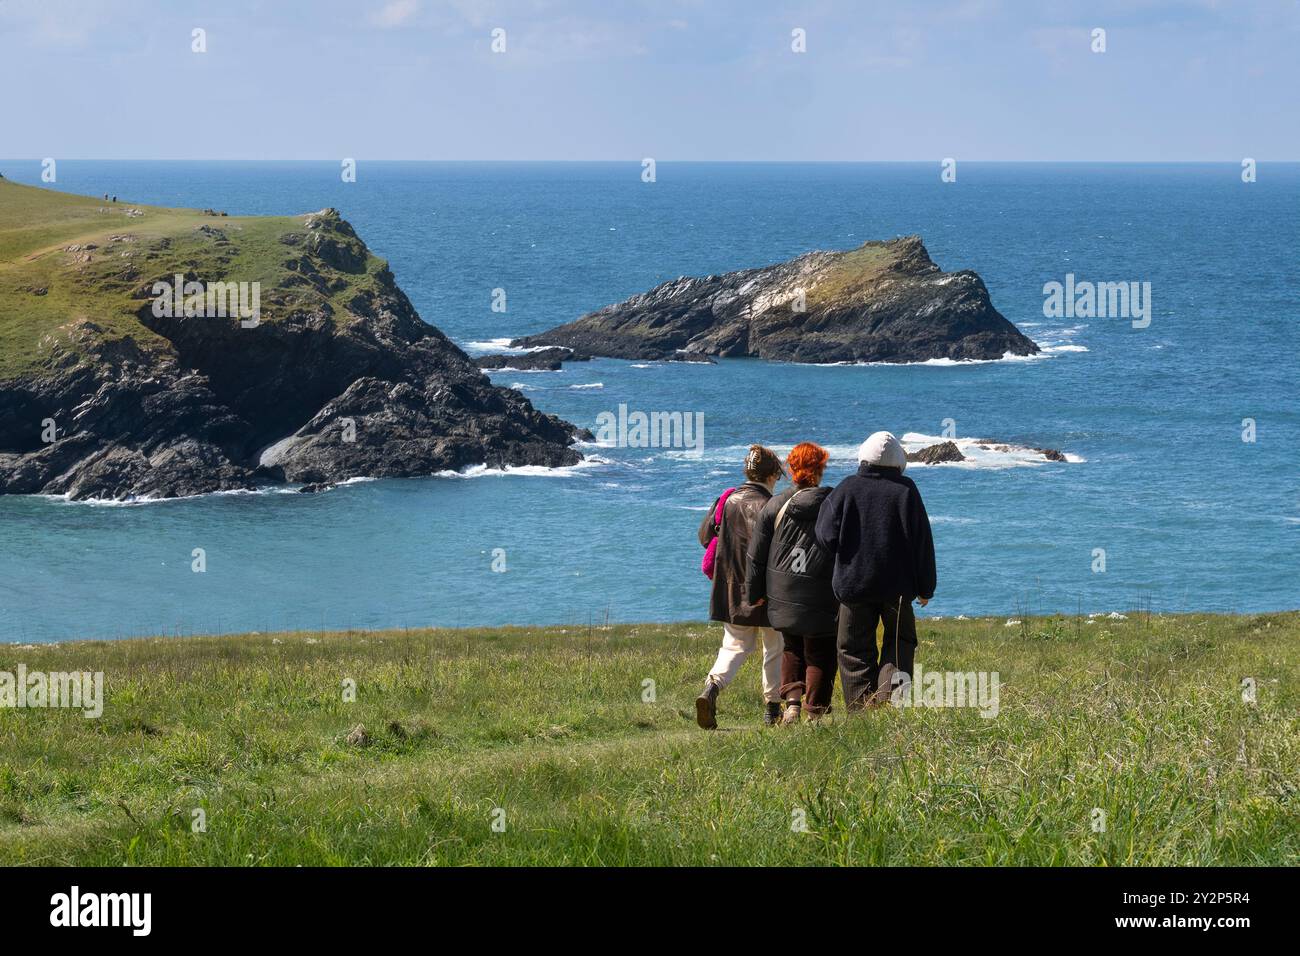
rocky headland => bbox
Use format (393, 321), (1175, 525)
(0, 180), (584, 501)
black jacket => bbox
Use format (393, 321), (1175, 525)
(814, 464), (936, 605)
(745, 485), (838, 636)
(698, 481), (773, 627)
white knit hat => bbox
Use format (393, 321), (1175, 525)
(857, 431), (907, 472)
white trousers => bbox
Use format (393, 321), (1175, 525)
(707, 623), (783, 703)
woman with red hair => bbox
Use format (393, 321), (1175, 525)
(744, 442), (839, 723)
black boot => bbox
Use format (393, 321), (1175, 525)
(695, 680), (720, 729)
(763, 701), (783, 726)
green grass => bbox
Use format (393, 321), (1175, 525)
(804, 240), (899, 310)
(0, 178), (389, 381)
(0, 612), (1295, 866)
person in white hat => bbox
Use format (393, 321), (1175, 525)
(814, 431), (936, 709)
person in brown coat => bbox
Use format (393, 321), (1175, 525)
(695, 444), (786, 728)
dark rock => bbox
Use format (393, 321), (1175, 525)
(1036, 447), (1067, 462)
(906, 441), (965, 464)
(475, 347), (590, 372)
(515, 236), (1038, 364)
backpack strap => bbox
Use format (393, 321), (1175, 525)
(773, 488), (808, 535)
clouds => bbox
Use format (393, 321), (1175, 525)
(0, 0), (1296, 160)
(370, 0), (420, 29)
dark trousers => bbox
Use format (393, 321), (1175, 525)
(837, 598), (917, 708)
(779, 632), (838, 714)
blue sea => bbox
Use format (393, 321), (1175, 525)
(1, 161), (1296, 642)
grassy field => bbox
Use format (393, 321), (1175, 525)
(0, 612), (1295, 866)
(0, 177), (389, 380)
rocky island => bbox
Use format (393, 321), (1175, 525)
(514, 236), (1038, 364)
(0, 180), (584, 501)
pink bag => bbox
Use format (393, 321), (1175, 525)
(701, 488), (736, 579)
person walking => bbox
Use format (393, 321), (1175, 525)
(815, 431), (936, 710)
(744, 442), (838, 725)
(695, 444), (786, 728)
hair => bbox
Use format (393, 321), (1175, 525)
(787, 442), (829, 487)
(743, 444), (783, 483)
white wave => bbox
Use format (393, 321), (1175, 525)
(630, 363), (656, 369)
(508, 382), (538, 391)
(807, 350), (1049, 368)
(900, 433), (1081, 470)
(43, 485), (302, 507)
(650, 436), (1082, 472)
(662, 442), (861, 465)
(568, 382), (604, 390)
(462, 338), (570, 356)
(463, 337), (515, 352)
(434, 455), (612, 479)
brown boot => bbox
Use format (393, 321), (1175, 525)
(868, 664), (898, 709)
(695, 680), (720, 730)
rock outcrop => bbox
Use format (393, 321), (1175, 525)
(475, 348), (590, 372)
(906, 438), (1070, 466)
(907, 441), (965, 464)
(515, 236), (1038, 364)
(0, 182), (583, 501)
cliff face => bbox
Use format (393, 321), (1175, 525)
(516, 236), (1038, 364)
(0, 182), (581, 500)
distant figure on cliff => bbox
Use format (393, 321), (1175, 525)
(816, 431), (936, 709)
(694, 444), (786, 729)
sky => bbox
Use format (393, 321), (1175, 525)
(1, 0), (1296, 161)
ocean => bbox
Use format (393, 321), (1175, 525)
(1, 161), (1296, 641)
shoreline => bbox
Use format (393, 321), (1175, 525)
(6, 608), (1299, 648)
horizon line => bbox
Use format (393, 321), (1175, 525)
(3, 158), (1298, 165)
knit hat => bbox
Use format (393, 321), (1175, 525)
(857, 431), (907, 472)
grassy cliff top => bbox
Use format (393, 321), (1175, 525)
(0, 611), (1294, 865)
(0, 179), (390, 381)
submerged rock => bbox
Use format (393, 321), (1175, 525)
(515, 236), (1039, 364)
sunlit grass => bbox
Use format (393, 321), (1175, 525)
(0, 612), (1294, 865)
